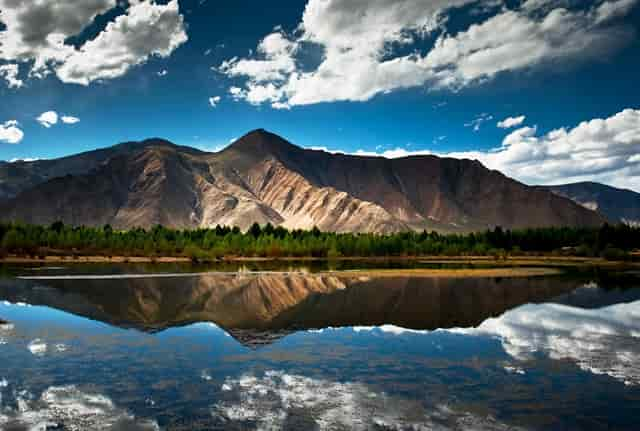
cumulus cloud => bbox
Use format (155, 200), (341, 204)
(0, 0), (188, 86)
(0, 0), (115, 76)
(0, 64), (23, 88)
(37, 111), (59, 128)
(479, 108), (640, 190)
(220, 32), (298, 84)
(220, 0), (638, 108)
(37, 111), (81, 127)
(212, 370), (521, 430)
(208, 96), (221, 107)
(61, 115), (80, 124)
(313, 108), (640, 191)
(497, 115), (526, 129)
(0, 120), (24, 144)
(56, 0), (188, 85)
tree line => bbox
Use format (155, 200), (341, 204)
(0, 221), (638, 261)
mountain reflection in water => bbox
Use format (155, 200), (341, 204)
(1, 273), (581, 345)
(1, 271), (640, 430)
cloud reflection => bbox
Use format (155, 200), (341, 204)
(212, 370), (521, 430)
(457, 300), (640, 385)
(0, 321), (13, 345)
(0, 385), (159, 431)
(27, 338), (47, 356)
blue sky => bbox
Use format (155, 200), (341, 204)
(1, 0), (639, 190)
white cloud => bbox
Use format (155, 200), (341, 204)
(0, 0), (116, 77)
(314, 108), (640, 191)
(0, 120), (24, 144)
(157, 69), (168, 77)
(479, 108), (640, 190)
(497, 115), (526, 129)
(56, 0), (188, 85)
(0, 0), (188, 86)
(220, 0), (638, 108)
(595, 0), (639, 23)
(37, 111), (80, 127)
(0, 64), (23, 88)
(465, 113), (494, 132)
(220, 32), (298, 84)
(61, 115), (80, 124)
(208, 96), (221, 108)
(37, 111), (59, 128)
(419, 3), (634, 90)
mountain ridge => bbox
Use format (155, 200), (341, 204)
(540, 182), (640, 226)
(0, 130), (606, 232)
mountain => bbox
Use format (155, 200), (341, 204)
(0, 129), (605, 232)
(541, 182), (640, 226)
(0, 139), (202, 200)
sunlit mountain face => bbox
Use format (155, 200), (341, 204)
(0, 131), (607, 232)
(0, 270), (639, 429)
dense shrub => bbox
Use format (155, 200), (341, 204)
(0, 221), (637, 260)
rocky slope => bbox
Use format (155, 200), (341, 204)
(0, 129), (605, 232)
(541, 182), (640, 226)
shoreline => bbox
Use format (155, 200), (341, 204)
(2, 254), (636, 279)
(14, 267), (562, 280)
(0, 254), (635, 266)
(321, 267), (562, 278)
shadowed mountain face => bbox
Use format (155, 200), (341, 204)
(0, 130), (605, 232)
(0, 273), (581, 347)
(541, 182), (640, 226)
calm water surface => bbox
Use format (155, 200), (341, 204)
(0, 264), (639, 430)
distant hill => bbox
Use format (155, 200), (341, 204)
(541, 182), (640, 226)
(0, 129), (605, 232)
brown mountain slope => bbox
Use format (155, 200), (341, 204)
(0, 138), (203, 200)
(1, 144), (205, 227)
(210, 129), (605, 231)
(0, 129), (605, 232)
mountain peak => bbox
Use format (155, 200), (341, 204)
(247, 128), (269, 135)
(227, 129), (301, 156)
(114, 138), (205, 156)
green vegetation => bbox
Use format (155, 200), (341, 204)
(0, 221), (638, 261)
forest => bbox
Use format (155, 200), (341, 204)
(0, 221), (638, 261)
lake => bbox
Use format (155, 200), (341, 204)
(0, 263), (639, 430)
